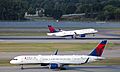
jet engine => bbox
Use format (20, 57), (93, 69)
(80, 34), (86, 37)
(49, 63), (62, 69)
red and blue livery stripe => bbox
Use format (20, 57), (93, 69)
(89, 40), (107, 56)
(48, 25), (58, 33)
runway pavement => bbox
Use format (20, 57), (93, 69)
(0, 29), (120, 43)
(0, 33), (120, 43)
(0, 29), (120, 72)
(0, 39), (120, 43)
(0, 65), (120, 72)
(0, 32), (120, 39)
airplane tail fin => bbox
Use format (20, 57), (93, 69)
(89, 40), (107, 56)
(48, 25), (57, 33)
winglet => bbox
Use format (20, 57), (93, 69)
(89, 40), (107, 56)
(54, 49), (58, 55)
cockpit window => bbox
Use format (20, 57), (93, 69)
(13, 59), (18, 60)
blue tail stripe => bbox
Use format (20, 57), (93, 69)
(100, 40), (107, 44)
(89, 49), (97, 56)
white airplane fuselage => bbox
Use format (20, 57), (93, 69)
(10, 40), (107, 70)
(10, 55), (103, 65)
(47, 29), (98, 37)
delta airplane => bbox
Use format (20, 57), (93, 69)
(47, 25), (98, 38)
(10, 40), (107, 70)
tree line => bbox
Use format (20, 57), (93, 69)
(0, 0), (28, 20)
(0, 0), (120, 21)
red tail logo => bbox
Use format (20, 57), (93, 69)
(48, 25), (56, 33)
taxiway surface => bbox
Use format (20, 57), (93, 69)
(0, 29), (120, 72)
(0, 65), (120, 72)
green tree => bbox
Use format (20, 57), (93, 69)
(114, 8), (120, 20)
(0, 0), (28, 20)
(103, 5), (116, 20)
(44, 9), (53, 17)
(52, 9), (63, 20)
(1, 0), (120, 21)
(66, 5), (77, 14)
(107, 0), (120, 7)
(27, 7), (36, 14)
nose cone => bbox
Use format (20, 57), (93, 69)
(47, 33), (56, 36)
(10, 60), (13, 64)
(47, 33), (53, 36)
(10, 60), (16, 64)
(95, 30), (98, 33)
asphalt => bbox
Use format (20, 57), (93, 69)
(0, 65), (120, 72)
(0, 48), (120, 59)
(0, 29), (120, 72)
(0, 33), (120, 43)
(0, 49), (120, 72)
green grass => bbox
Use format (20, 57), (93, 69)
(0, 32), (46, 36)
(111, 32), (120, 34)
(87, 57), (120, 65)
(0, 29), (120, 36)
(0, 27), (120, 30)
(0, 42), (119, 52)
(0, 59), (10, 66)
(0, 26), (120, 36)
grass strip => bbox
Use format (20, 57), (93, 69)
(0, 43), (119, 52)
(0, 32), (46, 36)
(86, 57), (120, 65)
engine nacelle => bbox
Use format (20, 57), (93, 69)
(80, 34), (86, 37)
(49, 63), (61, 69)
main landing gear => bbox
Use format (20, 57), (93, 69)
(93, 33), (95, 36)
(20, 64), (24, 70)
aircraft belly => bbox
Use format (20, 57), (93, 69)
(47, 33), (54, 36)
(42, 59), (85, 64)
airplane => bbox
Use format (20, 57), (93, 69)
(10, 40), (107, 70)
(47, 25), (98, 38)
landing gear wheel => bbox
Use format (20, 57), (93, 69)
(93, 33), (95, 36)
(21, 64), (24, 70)
(72, 35), (77, 39)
